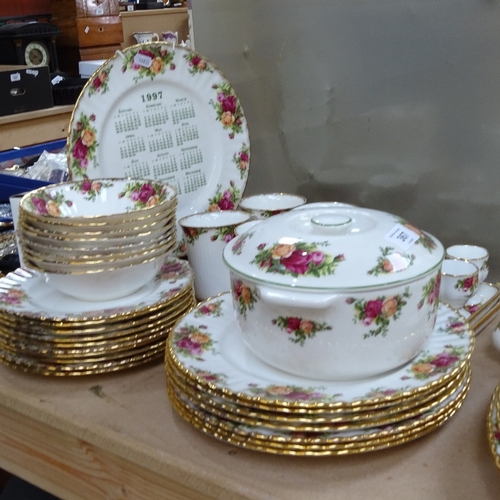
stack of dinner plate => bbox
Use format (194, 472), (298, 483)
(165, 293), (474, 456)
(0, 256), (195, 376)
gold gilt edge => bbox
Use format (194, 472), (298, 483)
(166, 373), (471, 445)
(165, 362), (469, 431)
(0, 268), (195, 325)
(0, 292), (195, 339)
(167, 379), (469, 456)
(0, 344), (164, 377)
(487, 384), (500, 472)
(165, 350), (468, 416)
(164, 326), (475, 411)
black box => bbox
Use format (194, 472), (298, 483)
(0, 65), (54, 117)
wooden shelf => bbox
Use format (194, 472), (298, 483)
(0, 105), (73, 150)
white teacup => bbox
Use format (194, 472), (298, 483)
(133, 32), (160, 44)
(446, 244), (489, 283)
(234, 219), (261, 236)
(239, 193), (307, 220)
(179, 210), (251, 300)
(440, 259), (479, 309)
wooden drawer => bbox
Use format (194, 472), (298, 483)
(76, 16), (123, 47)
(50, 0), (119, 18)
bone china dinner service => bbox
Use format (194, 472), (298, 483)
(1, 42), (500, 460)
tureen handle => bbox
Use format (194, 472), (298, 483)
(258, 287), (339, 309)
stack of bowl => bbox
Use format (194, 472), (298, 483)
(16, 178), (178, 301)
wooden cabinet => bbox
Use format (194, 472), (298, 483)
(49, 0), (123, 75)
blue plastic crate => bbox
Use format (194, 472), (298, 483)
(0, 139), (66, 202)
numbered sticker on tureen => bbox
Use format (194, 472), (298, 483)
(133, 52), (153, 68)
(384, 223), (420, 251)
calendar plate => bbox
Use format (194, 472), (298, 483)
(67, 43), (250, 246)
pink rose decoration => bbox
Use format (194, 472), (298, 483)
(430, 352), (458, 367)
(93, 77), (101, 89)
(365, 299), (383, 319)
(81, 180), (92, 193)
(72, 138), (88, 160)
(139, 183), (155, 203)
(31, 197), (47, 214)
(218, 197), (234, 210)
(221, 95), (237, 114)
(286, 317), (301, 331)
(463, 277), (475, 291)
(310, 251), (325, 265)
(139, 49), (155, 58)
(240, 152), (249, 162)
(191, 55), (201, 66)
(130, 190), (140, 202)
(281, 250), (313, 275)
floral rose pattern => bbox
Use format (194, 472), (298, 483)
(404, 346), (465, 380)
(172, 324), (216, 360)
(251, 241), (344, 278)
(397, 218), (437, 252)
(232, 144), (250, 179)
(192, 368), (227, 385)
(184, 52), (213, 74)
(182, 227), (208, 245)
(122, 45), (175, 82)
(418, 274), (441, 313)
(210, 226), (237, 243)
(88, 67), (112, 96)
(70, 180), (113, 201)
(346, 287), (411, 338)
(69, 113), (98, 178)
(208, 181), (241, 211)
(364, 387), (410, 399)
(25, 190), (72, 217)
(367, 246), (415, 276)
(232, 278), (258, 319)
(118, 181), (168, 210)
(156, 259), (190, 281)
(455, 275), (478, 294)
(231, 232), (254, 255)
(247, 384), (341, 403)
(437, 315), (468, 338)
(272, 316), (332, 346)
(210, 82), (245, 138)
(194, 300), (223, 318)
(0, 288), (27, 307)
(463, 303), (480, 315)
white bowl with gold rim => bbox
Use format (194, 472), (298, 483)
(20, 178), (177, 226)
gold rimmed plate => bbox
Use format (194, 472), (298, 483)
(166, 358), (469, 429)
(166, 293), (474, 411)
(167, 370), (470, 453)
(0, 256), (194, 325)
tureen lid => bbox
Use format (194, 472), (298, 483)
(223, 207), (444, 290)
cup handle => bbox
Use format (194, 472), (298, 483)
(152, 33), (159, 42)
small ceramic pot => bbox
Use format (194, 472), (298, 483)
(223, 206), (444, 381)
(179, 210), (251, 300)
(446, 244), (489, 283)
(133, 32), (159, 44)
(239, 193), (307, 219)
(439, 259), (479, 309)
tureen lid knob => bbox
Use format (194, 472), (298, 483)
(311, 213), (353, 234)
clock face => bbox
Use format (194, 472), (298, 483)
(24, 41), (49, 67)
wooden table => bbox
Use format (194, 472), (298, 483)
(0, 106), (73, 151)
(0, 317), (499, 500)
